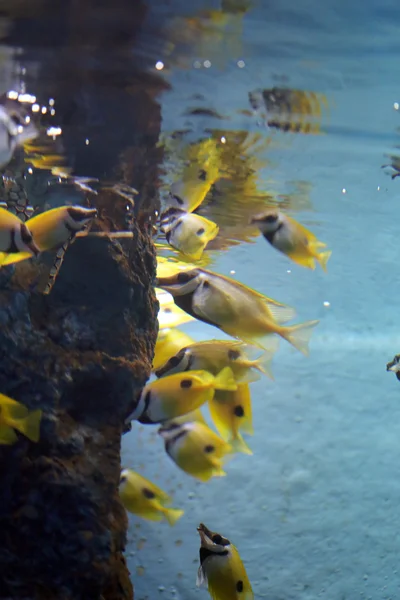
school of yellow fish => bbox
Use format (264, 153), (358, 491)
(0, 84), (332, 600)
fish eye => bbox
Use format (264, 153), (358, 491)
(202, 280), (210, 289)
(204, 444), (215, 453)
(163, 308), (172, 313)
(234, 405), (244, 417)
(168, 355), (181, 367)
(177, 271), (192, 283)
(20, 224), (33, 244)
(120, 475), (127, 484)
(264, 214), (278, 223)
(212, 534), (222, 544)
(228, 349), (240, 360)
(142, 487), (156, 499)
(180, 378), (192, 389)
(198, 169), (207, 181)
(196, 228), (205, 236)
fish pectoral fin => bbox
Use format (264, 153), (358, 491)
(196, 565), (208, 588)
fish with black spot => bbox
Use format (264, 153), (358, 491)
(209, 383), (253, 455)
(0, 205), (98, 267)
(125, 367), (237, 425)
(158, 419), (233, 481)
(160, 207), (219, 261)
(155, 338), (277, 382)
(119, 469), (184, 525)
(197, 522), (253, 600)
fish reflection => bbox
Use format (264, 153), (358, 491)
(249, 87), (329, 134)
(161, 130), (314, 255)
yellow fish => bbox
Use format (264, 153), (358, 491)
(209, 384), (253, 455)
(158, 420), (233, 482)
(125, 367), (237, 425)
(197, 523), (254, 600)
(153, 328), (195, 371)
(251, 210), (331, 271)
(0, 205), (97, 267)
(156, 287), (195, 329)
(0, 207), (39, 266)
(119, 469), (183, 526)
(160, 207), (219, 261)
(0, 393), (42, 444)
(155, 338), (277, 382)
(156, 268), (319, 355)
(167, 138), (222, 213)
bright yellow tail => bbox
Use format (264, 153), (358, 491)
(318, 250), (332, 272)
(163, 507), (184, 526)
(230, 432), (253, 455)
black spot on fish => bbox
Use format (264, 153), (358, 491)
(234, 405), (244, 417)
(163, 307), (172, 313)
(198, 169), (207, 181)
(228, 349), (240, 360)
(236, 581), (244, 593)
(264, 214), (278, 223)
(196, 228), (205, 236)
(168, 355), (182, 367)
(204, 444), (215, 454)
(142, 487), (155, 499)
(180, 378), (192, 389)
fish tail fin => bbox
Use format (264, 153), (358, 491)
(282, 320), (319, 356)
(317, 250), (332, 272)
(15, 409), (42, 442)
(230, 433), (253, 455)
(255, 351), (275, 381)
(164, 507), (184, 526)
(214, 366), (238, 392)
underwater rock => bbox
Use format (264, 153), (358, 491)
(0, 229), (158, 599)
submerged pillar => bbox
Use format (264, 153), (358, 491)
(0, 1), (167, 598)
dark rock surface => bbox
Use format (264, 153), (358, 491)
(0, 228), (158, 600)
(0, 1), (170, 598)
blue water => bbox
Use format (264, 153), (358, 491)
(122, 1), (400, 599)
